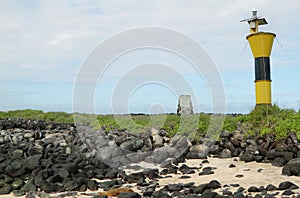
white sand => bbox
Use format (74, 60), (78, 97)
(157, 157), (300, 190)
(2, 157), (300, 197)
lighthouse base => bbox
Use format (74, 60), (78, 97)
(255, 80), (271, 105)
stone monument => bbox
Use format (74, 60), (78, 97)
(177, 95), (193, 115)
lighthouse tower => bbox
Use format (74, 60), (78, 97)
(242, 9), (276, 105)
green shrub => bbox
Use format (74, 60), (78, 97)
(1, 105), (300, 140)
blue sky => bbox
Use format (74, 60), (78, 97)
(1, 0), (300, 114)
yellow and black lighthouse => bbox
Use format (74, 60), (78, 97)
(242, 9), (276, 105)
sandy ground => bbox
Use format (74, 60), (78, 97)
(2, 157), (300, 197)
(155, 157), (300, 190)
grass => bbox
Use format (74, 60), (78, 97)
(1, 104), (299, 142)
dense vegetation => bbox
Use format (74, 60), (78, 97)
(1, 105), (300, 141)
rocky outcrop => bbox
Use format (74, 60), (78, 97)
(205, 130), (299, 166)
(78, 126), (191, 167)
(0, 119), (109, 195)
(175, 128), (300, 178)
(0, 118), (299, 197)
(0, 118), (193, 196)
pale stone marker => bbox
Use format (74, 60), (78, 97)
(177, 95), (193, 115)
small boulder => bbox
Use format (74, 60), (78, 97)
(11, 178), (24, 190)
(0, 183), (11, 194)
(271, 157), (286, 167)
(151, 190), (171, 198)
(240, 154), (254, 162)
(266, 184), (277, 191)
(220, 149), (232, 159)
(105, 168), (118, 179)
(99, 180), (120, 189)
(179, 164), (195, 174)
(120, 138), (144, 152)
(282, 189), (295, 196)
(167, 184), (183, 192)
(22, 154), (42, 170)
(152, 149), (169, 164)
(126, 172), (145, 183)
(199, 167), (214, 176)
(247, 186), (260, 192)
(63, 178), (84, 191)
(20, 178), (36, 193)
(117, 192), (141, 198)
(266, 151), (293, 162)
(282, 158), (300, 176)
(230, 132), (243, 146)
(186, 144), (209, 159)
(200, 189), (217, 198)
(278, 181), (299, 190)
(87, 180), (98, 191)
(152, 132), (164, 148)
(207, 180), (221, 189)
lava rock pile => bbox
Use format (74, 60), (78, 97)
(0, 118), (299, 197)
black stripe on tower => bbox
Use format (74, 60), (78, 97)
(255, 57), (271, 81)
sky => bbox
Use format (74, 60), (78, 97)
(1, 0), (300, 114)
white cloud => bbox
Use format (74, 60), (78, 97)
(1, 1), (299, 82)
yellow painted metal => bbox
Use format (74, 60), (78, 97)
(255, 80), (271, 104)
(247, 32), (276, 58)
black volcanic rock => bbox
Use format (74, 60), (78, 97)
(87, 179), (98, 191)
(99, 180), (121, 189)
(120, 138), (144, 152)
(271, 157), (286, 167)
(282, 158), (300, 176)
(247, 186), (261, 192)
(253, 155), (264, 162)
(0, 117), (300, 197)
(266, 184), (277, 191)
(22, 154), (42, 170)
(198, 167), (214, 176)
(11, 178), (24, 190)
(186, 144), (209, 159)
(126, 172), (145, 183)
(240, 154), (254, 162)
(220, 149), (232, 158)
(229, 164), (236, 168)
(151, 190), (171, 198)
(266, 151), (293, 162)
(278, 181), (298, 190)
(282, 189), (295, 196)
(207, 180), (221, 189)
(192, 183), (209, 194)
(143, 168), (160, 179)
(105, 167), (118, 179)
(179, 164), (196, 174)
(200, 189), (217, 198)
(117, 192), (141, 198)
(233, 192), (245, 198)
(0, 183), (11, 195)
(166, 183), (183, 192)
